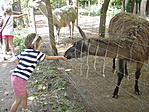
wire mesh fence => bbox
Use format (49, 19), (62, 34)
(32, 5), (149, 110)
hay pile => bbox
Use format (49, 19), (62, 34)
(108, 12), (149, 60)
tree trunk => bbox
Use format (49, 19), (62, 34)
(67, 0), (72, 5)
(99, 0), (110, 38)
(45, 0), (57, 55)
(146, 0), (149, 15)
(125, 0), (136, 13)
(12, 0), (24, 27)
(72, 0), (78, 26)
(125, 0), (129, 7)
(135, 0), (141, 15)
(30, 6), (36, 33)
(133, 0), (138, 14)
(125, 0), (133, 13)
(88, 0), (91, 16)
(23, 0), (30, 27)
(130, 0), (135, 13)
(121, 0), (125, 12)
(140, 0), (148, 17)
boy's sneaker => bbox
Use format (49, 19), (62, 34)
(22, 108), (32, 112)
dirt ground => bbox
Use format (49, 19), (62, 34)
(51, 15), (149, 112)
(0, 14), (149, 112)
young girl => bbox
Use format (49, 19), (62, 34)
(0, 7), (26, 60)
(10, 33), (69, 112)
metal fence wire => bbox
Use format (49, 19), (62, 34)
(30, 4), (149, 111)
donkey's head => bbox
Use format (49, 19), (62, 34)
(64, 26), (88, 59)
(29, 0), (43, 7)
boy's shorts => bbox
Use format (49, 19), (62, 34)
(2, 35), (14, 39)
(11, 75), (26, 95)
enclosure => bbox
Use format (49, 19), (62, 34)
(0, 0), (149, 111)
(34, 12), (149, 111)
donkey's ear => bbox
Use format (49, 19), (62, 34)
(77, 26), (87, 40)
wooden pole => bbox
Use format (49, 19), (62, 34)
(45, 0), (58, 55)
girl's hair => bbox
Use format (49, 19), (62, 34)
(4, 7), (12, 16)
(24, 33), (42, 49)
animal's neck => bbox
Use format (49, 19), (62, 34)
(38, 2), (48, 17)
(87, 38), (133, 59)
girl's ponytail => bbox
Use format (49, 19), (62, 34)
(4, 7), (12, 16)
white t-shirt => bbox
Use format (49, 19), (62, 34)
(2, 15), (14, 36)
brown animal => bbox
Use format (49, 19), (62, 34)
(64, 14), (149, 98)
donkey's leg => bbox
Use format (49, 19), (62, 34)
(68, 23), (72, 38)
(55, 26), (60, 42)
(124, 62), (129, 78)
(112, 59), (129, 77)
(112, 58), (116, 73)
(112, 59), (125, 98)
(71, 21), (75, 39)
(134, 62), (143, 95)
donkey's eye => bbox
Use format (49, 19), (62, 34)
(69, 47), (75, 52)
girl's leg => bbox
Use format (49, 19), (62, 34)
(8, 38), (15, 56)
(22, 91), (28, 109)
(2, 38), (8, 56)
(10, 95), (23, 112)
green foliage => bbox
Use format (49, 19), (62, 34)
(80, 10), (100, 16)
(79, 0), (97, 7)
(51, 2), (67, 9)
(13, 29), (28, 55)
(110, 0), (122, 9)
(126, 0), (132, 12)
(79, 5), (101, 16)
(136, 0), (142, 3)
(79, 0), (96, 1)
(125, 0), (141, 13)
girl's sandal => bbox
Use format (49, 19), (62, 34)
(3, 57), (7, 60)
(22, 108), (32, 112)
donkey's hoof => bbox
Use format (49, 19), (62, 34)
(125, 75), (130, 79)
(68, 36), (73, 39)
(135, 91), (141, 95)
(112, 94), (118, 98)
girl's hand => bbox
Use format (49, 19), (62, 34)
(45, 55), (70, 61)
(61, 56), (70, 61)
(18, 12), (22, 14)
(14, 57), (20, 64)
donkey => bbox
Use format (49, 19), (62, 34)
(64, 26), (149, 98)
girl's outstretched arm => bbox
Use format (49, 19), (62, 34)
(45, 55), (70, 61)
(14, 14), (27, 19)
(12, 11), (22, 15)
